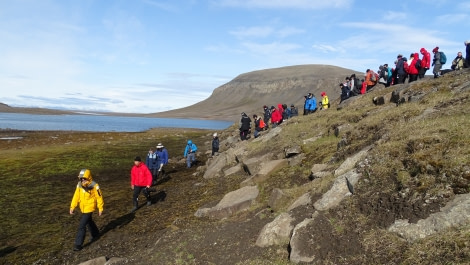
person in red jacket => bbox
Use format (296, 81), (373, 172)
(419, 48), (431, 79)
(408, 53), (420, 83)
(270, 106), (282, 128)
(130, 156), (153, 212)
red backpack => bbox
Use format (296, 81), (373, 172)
(259, 119), (265, 129)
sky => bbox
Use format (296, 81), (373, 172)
(1, 0), (469, 113)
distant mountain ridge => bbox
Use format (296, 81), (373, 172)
(0, 64), (362, 121)
(151, 64), (362, 121)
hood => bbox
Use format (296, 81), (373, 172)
(414, 53), (419, 59)
(187, 140), (192, 145)
(420, 47), (427, 54)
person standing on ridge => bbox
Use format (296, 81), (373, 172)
(464, 40), (470, 68)
(211, 133), (219, 156)
(419, 48), (431, 79)
(262, 105), (271, 130)
(130, 156), (153, 212)
(184, 140), (198, 168)
(155, 143), (169, 183)
(432, 46), (443, 78)
(69, 169), (104, 251)
(239, 112), (252, 140)
(321, 92), (329, 110)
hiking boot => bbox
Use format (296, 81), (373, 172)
(146, 201), (152, 206)
(73, 245), (82, 251)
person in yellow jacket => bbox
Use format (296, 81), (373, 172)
(321, 91), (329, 109)
(69, 169), (104, 251)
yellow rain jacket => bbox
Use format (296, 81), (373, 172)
(70, 181), (104, 214)
(322, 95), (329, 109)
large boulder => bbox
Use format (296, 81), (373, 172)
(388, 193), (470, 242)
(256, 212), (295, 247)
(289, 212), (319, 263)
(313, 169), (360, 211)
(240, 159), (288, 187)
(194, 186), (259, 219)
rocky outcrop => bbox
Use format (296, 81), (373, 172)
(255, 212), (295, 247)
(388, 193), (470, 242)
(194, 185), (259, 219)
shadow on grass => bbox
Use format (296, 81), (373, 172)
(0, 246), (17, 257)
(100, 212), (136, 236)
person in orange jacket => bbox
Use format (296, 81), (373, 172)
(364, 69), (377, 92)
(69, 169), (104, 251)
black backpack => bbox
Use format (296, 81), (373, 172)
(415, 59), (422, 69)
(355, 78), (363, 90)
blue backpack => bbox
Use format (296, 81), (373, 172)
(439, 52), (447, 64)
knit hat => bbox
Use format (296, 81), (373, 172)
(134, 156), (142, 162)
(432, 47), (439, 53)
(321, 92), (326, 96)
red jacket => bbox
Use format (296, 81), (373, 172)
(271, 109), (282, 124)
(420, 48), (431, 69)
(408, 53), (420, 75)
(131, 162), (152, 187)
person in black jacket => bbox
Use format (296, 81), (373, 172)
(262, 105), (270, 130)
(211, 133), (219, 156)
(239, 112), (252, 141)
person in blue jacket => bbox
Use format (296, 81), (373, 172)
(154, 143), (169, 183)
(145, 148), (158, 185)
(304, 93), (317, 114)
(184, 140), (197, 168)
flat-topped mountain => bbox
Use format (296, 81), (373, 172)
(151, 64), (362, 121)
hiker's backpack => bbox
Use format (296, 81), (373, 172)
(259, 119), (265, 129)
(415, 59), (422, 69)
(439, 52), (447, 64)
(370, 71), (377, 82)
(355, 78), (363, 90)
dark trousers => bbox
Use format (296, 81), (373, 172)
(240, 130), (249, 140)
(212, 147), (219, 156)
(408, 74), (418, 83)
(396, 74), (406, 84)
(74, 212), (99, 247)
(418, 68), (428, 79)
(133, 186), (151, 205)
(150, 168), (157, 183)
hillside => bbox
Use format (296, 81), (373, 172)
(151, 64), (362, 121)
(1, 68), (470, 265)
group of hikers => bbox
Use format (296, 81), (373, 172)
(341, 41), (470, 102)
(238, 91), (330, 140)
(69, 140), (202, 251)
(68, 40), (470, 252)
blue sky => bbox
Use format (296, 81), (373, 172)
(1, 0), (469, 113)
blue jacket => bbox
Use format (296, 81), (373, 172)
(305, 96), (317, 111)
(145, 152), (158, 169)
(156, 148), (169, 165)
(184, 140), (198, 157)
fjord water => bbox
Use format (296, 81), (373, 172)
(0, 113), (233, 132)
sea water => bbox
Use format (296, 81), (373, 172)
(0, 113), (233, 132)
